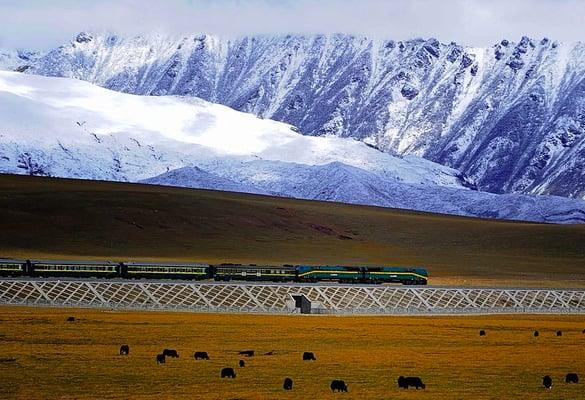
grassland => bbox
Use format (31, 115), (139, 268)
(1, 174), (584, 287)
(0, 306), (584, 399)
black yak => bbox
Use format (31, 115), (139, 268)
(221, 367), (236, 378)
(119, 345), (129, 355)
(162, 349), (179, 358)
(194, 351), (209, 360)
(283, 377), (293, 390)
(398, 376), (426, 389)
(566, 373), (579, 384)
(330, 380), (348, 392)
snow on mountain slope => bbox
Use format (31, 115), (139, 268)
(145, 161), (585, 224)
(1, 70), (583, 223)
(10, 32), (584, 199)
(0, 70), (466, 187)
(141, 165), (266, 194)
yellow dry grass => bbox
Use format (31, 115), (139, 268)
(1, 306), (584, 399)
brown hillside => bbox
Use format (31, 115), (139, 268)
(0, 174), (583, 287)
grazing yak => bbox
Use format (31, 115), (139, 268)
(479, 330), (486, 337)
(543, 375), (553, 389)
(194, 351), (210, 360)
(398, 376), (426, 389)
(239, 360), (245, 368)
(119, 345), (129, 355)
(162, 349), (179, 358)
(66, 317), (75, 322)
(534, 331), (539, 337)
(156, 354), (165, 364)
(221, 367), (236, 379)
(556, 331), (563, 337)
(283, 377), (293, 390)
(330, 380), (348, 392)
(303, 352), (316, 361)
(566, 373), (579, 384)
(239, 350), (255, 357)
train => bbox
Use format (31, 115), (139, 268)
(0, 259), (428, 285)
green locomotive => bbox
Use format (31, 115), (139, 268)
(296, 265), (428, 285)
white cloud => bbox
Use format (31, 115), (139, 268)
(0, 0), (583, 49)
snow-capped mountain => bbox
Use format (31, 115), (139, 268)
(0, 70), (466, 186)
(144, 162), (585, 223)
(5, 32), (584, 199)
(1, 70), (584, 223)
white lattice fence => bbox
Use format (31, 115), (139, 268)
(1, 279), (585, 315)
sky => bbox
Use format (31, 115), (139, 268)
(0, 0), (584, 49)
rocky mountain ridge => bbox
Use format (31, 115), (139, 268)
(2, 32), (583, 198)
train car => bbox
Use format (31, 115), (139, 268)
(296, 265), (364, 283)
(123, 262), (211, 280)
(0, 258), (428, 285)
(213, 264), (296, 282)
(30, 260), (119, 278)
(0, 259), (26, 277)
(363, 267), (428, 285)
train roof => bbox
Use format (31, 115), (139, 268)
(0, 259), (25, 264)
(214, 264), (296, 269)
(295, 264), (427, 270)
(124, 262), (209, 267)
(31, 260), (118, 265)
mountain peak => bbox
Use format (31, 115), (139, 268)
(2, 32), (584, 200)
